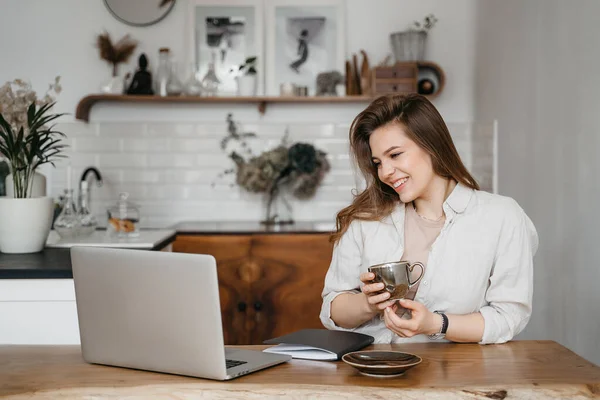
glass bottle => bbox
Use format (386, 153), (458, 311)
(54, 189), (81, 238)
(166, 59), (183, 96)
(201, 53), (220, 96)
(155, 47), (171, 96)
(77, 181), (97, 237)
(107, 192), (140, 238)
(183, 62), (204, 96)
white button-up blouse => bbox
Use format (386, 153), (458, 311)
(320, 183), (539, 344)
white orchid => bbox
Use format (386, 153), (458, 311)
(0, 77), (62, 136)
(0, 76), (67, 198)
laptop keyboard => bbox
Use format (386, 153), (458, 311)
(226, 359), (248, 369)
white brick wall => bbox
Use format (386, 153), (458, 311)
(49, 119), (490, 228)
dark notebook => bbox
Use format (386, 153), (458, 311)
(263, 329), (374, 361)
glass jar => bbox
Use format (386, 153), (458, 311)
(107, 192), (140, 238)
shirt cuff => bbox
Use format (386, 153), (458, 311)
(320, 290), (360, 331)
(478, 305), (511, 344)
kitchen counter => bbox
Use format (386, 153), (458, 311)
(45, 229), (176, 249)
(173, 220), (336, 234)
(1, 341), (599, 399)
(0, 248), (72, 279)
(0, 229), (176, 279)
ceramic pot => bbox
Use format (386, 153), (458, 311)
(0, 196), (54, 253)
(236, 75), (257, 96)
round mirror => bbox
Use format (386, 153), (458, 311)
(104, 0), (176, 27)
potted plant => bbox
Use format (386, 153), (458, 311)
(236, 56), (258, 96)
(0, 77), (68, 253)
(390, 14), (438, 61)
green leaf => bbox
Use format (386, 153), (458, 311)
(0, 99), (68, 184)
(0, 142), (10, 159)
(27, 102), (36, 124)
(30, 112), (64, 134)
(0, 112), (13, 135)
(0, 114), (17, 160)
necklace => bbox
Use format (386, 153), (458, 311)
(412, 202), (444, 223)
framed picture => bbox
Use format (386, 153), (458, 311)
(187, 0), (264, 96)
(265, 0), (345, 96)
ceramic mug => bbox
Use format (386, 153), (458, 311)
(368, 261), (425, 301)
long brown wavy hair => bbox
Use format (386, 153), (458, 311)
(331, 93), (479, 244)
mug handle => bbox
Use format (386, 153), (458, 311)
(406, 262), (425, 288)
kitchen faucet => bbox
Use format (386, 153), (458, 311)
(79, 167), (103, 210)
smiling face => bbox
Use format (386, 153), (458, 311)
(369, 122), (436, 203)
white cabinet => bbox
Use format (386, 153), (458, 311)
(0, 231), (175, 345)
(0, 279), (80, 344)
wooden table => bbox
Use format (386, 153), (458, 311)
(1, 341), (599, 399)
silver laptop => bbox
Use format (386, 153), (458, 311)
(71, 246), (291, 380)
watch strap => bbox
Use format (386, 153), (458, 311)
(428, 311), (448, 340)
(436, 311), (449, 334)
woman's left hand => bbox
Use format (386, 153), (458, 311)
(383, 299), (441, 338)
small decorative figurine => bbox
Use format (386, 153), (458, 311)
(127, 54), (154, 95)
(316, 71), (344, 96)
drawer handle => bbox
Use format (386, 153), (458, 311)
(392, 85), (397, 91)
(254, 301), (263, 311)
(237, 301), (247, 312)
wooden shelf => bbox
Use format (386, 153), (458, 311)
(75, 94), (374, 122)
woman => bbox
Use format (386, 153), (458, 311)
(320, 94), (538, 344)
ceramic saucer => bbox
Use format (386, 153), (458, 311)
(342, 350), (422, 378)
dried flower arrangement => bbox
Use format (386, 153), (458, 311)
(0, 77), (67, 198)
(215, 114), (330, 224)
(96, 31), (138, 77)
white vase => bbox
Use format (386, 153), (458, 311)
(5, 172), (47, 198)
(0, 197), (54, 253)
(236, 75), (257, 96)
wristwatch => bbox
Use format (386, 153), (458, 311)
(428, 311), (448, 340)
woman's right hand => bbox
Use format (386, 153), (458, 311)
(360, 272), (398, 314)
